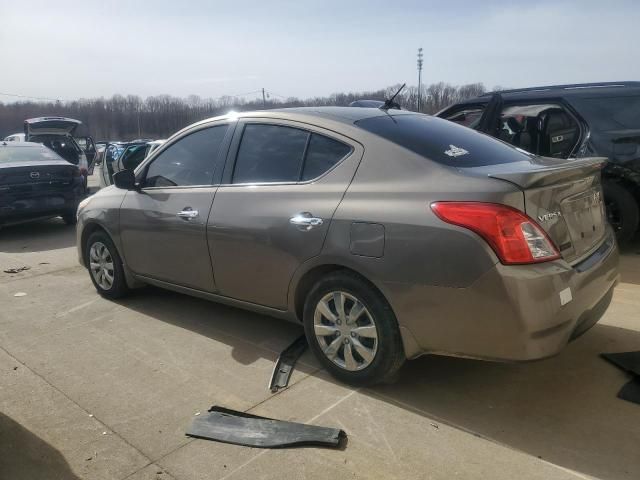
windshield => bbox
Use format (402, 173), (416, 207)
(355, 114), (532, 167)
(0, 145), (65, 164)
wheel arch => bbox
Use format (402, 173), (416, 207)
(289, 259), (422, 359)
(290, 261), (392, 323)
(80, 221), (111, 265)
(80, 221), (144, 289)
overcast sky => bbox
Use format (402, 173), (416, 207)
(1, 0), (638, 102)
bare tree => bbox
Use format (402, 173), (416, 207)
(0, 82), (485, 140)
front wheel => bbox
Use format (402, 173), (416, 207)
(84, 231), (129, 299)
(61, 211), (77, 225)
(303, 271), (405, 386)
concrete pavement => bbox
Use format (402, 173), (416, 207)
(1, 218), (639, 480)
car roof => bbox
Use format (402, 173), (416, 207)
(451, 81), (640, 106)
(194, 107), (414, 129)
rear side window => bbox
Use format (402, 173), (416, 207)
(356, 114), (531, 167)
(233, 125), (308, 183)
(144, 125), (228, 187)
(302, 134), (352, 181)
(232, 124), (352, 183)
(571, 96), (640, 130)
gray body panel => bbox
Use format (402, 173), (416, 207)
(77, 107), (619, 362)
(119, 187), (218, 292)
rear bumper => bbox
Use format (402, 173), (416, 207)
(389, 229), (620, 361)
(0, 183), (84, 225)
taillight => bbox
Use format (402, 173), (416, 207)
(431, 202), (560, 265)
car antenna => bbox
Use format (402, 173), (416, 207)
(380, 83), (406, 111)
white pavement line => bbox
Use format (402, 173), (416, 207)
(367, 390), (593, 480)
(218, 388), (360, 480)
(55, 298), (99, 318)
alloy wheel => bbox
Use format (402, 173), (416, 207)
(89, 241), (115, 290)
(313, 291), (378, 371)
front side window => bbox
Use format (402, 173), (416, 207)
(144, 125), (228, 187)
(121, 144), (148, 170)
(232, 124), (352, 184)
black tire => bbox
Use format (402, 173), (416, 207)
(303, 271), (405, 386)
(603, 181), (639, 244)
(84, 230), (129, 299)
(61, 211), (77, 225)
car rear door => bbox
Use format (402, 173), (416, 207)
(208, 119), (362, 309)
(119, 123), (233, 292)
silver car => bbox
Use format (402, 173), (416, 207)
(77, 107), (619, 385)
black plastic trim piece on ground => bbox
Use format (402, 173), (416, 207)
(601, 351), (640, 376)
(618, 378), (640, 404)
(186, 406), (347, 449)
(269, 335), (308, 393)
(602, 351), (640, 405)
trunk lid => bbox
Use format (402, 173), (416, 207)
(24, 117), (82, 139)
(468, 156), (608, 263)
(0, 161), (78, 193)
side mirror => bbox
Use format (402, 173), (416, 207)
(113, 169), (137, 190)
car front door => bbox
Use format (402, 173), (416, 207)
(208, 120), (362, 309)
(119, 123), (233, 292)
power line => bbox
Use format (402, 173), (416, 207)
(266, 90), (288, 99)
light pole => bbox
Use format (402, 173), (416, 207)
(417, 47), (423, 112)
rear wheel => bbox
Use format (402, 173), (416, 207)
(303, 271), (405, 386)
(603, 181), (639, 244)
(84, 231), (129, 299)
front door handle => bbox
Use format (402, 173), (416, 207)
(290, 212), (323, 230)
(177, 207), (199, 220)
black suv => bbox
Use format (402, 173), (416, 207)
(437, 82), (640, 242)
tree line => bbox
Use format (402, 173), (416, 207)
(0, 82), (487, 141)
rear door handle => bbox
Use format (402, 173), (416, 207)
(177, 207), (199, 220)
(290, 212), (323, 230)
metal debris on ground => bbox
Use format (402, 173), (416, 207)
(269, 334), (308, 393)
(186, 406), (347, 449)
(4, 266), (30, 274)
(13, 292), (27, 297)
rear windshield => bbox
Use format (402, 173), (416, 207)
(0, 146), (65, 164)
(355, 114), (532, 167)
(571, 96), (640, 130)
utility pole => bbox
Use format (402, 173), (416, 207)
(262, 88), (266, 109)
(417, 47), (423, 112)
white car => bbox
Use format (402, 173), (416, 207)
(3, 133), (25, 142)
(24, 117), (96, 190)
